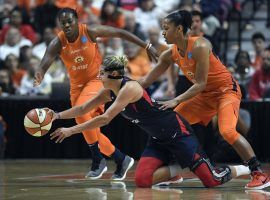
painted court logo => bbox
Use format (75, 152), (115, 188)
(81, 35), (88, 43)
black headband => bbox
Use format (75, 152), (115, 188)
(104, 66), (124, 72)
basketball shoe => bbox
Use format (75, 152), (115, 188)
(153, 175), (183, 187)
(245, 171), (270, 190)
(85, 158), (107, 179)
(111, 156), (134, 180)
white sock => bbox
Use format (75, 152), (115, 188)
(168, 164), (181, 178)
(233, 165), (250, 177)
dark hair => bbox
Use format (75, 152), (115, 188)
(165, 10), (192, 34)
(252, 32), (265, 41)
(100, 0), (121, 23)
(266, 46), (270, 51)
(57, 7), (78, 20)
(191, 10), (203, 20)
(234, 50), (251, 64)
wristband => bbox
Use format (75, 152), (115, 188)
(56, 112), (61, 120)
(145, 43), (152, 50)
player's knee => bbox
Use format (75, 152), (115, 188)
(135, 157), (163, 188)
(219, 127), (240, 145)
(135, 169), (153, 187)
(190, 154), (232, 188)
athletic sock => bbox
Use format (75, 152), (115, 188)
(89, 142), (103, 163)
(168, 164), (181, 178)
(246, 156), (262, 172)
(111, 148), (125, 165)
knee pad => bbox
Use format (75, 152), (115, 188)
(219, 127), (240, 145)
(135, 157), (163, 188)
(190, 154), (232, 187)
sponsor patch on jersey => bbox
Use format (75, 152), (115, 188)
(81, 35), (88, 43)
(187, 52), (192, 59)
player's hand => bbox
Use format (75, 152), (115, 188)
(43, 108), (58, 122)
(159, 99), (179, 110)
(146, 46), (159, 63)
(33, 71), (44, 87)
(50, 127), (73, 143)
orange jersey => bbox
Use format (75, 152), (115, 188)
(58, 24), (102, 90)
(171, 36), (238, 93)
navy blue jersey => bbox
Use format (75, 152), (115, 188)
(110, 77), (192, 139)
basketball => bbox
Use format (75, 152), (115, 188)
(24, 108), (52, 137)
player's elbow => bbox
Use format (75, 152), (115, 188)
(197, 81), (206, 91)
(99, 114), (112, 126)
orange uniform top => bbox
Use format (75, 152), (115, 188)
(58, 24), (102, 90)
(171, 37), (237, 93)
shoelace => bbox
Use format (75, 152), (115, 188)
(252, 172), (265, 181)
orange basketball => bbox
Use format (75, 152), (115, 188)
(24, 108), (52, 137)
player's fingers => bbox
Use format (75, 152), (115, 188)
(50, 129), (60, 139)
(59, 136), (65, 143)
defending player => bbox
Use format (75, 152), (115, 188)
(33, 8), (157, 180)
(138, 10), (270, 189)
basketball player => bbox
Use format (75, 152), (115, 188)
(33, 8), (158, 180)
(138, 10), (270, 189)
(48, 55), (250, 188)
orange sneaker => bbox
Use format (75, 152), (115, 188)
(154, 175), (183, 187)
(245, 171), (270, 190)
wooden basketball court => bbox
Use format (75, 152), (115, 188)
(1, 160), (269, 200)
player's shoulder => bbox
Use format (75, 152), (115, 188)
(193, 37), (212, 48)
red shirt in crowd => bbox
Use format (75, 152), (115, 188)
(248, 69), (270, 100)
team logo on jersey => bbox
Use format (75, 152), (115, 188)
(187, 52), (192, 59)
(74, 56), (84, 63)
(81, 35), (88, 43)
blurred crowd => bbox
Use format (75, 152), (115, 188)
(0, 0), (269, 101)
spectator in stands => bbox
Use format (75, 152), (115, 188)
(100, 0), (125, 29)
(105, 38), (124, 56)
(17, 0), (46, 14)
(55, 0), (78, 9)
(4, 53), (26, 89)
(233, 50), (255, 99)
(196, 0), (221, 37)
(0, 69), (15, 96)
(77, 0), (100, 24)
(116, 0), (139, 11)
(33, 0), (60, 35)
(0, 27), (32, 61)
(123, 41), (151, 80)
(0, 3), (14, 29)
(134, 0), (166, 35)
(251, 32), (266, 70)
(0, 115), (7, 159)
(0, 8), (37, 44)
(248, 47), (270, 101)
(32, 27), (55, 60)
(124, 12), (146, 41)
(189, 10), (219, 55)
(19, 45), (33, 69)
(19, 56), (52, 95)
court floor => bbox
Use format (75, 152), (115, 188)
(0, 160), (269, 200)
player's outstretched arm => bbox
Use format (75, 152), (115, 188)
(138, 49), (173, 88)
(50, 82), (142, 143)
(88, 25), (159, 62)
(33, 37), (61, 87)
(48, 89), (111, 121)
